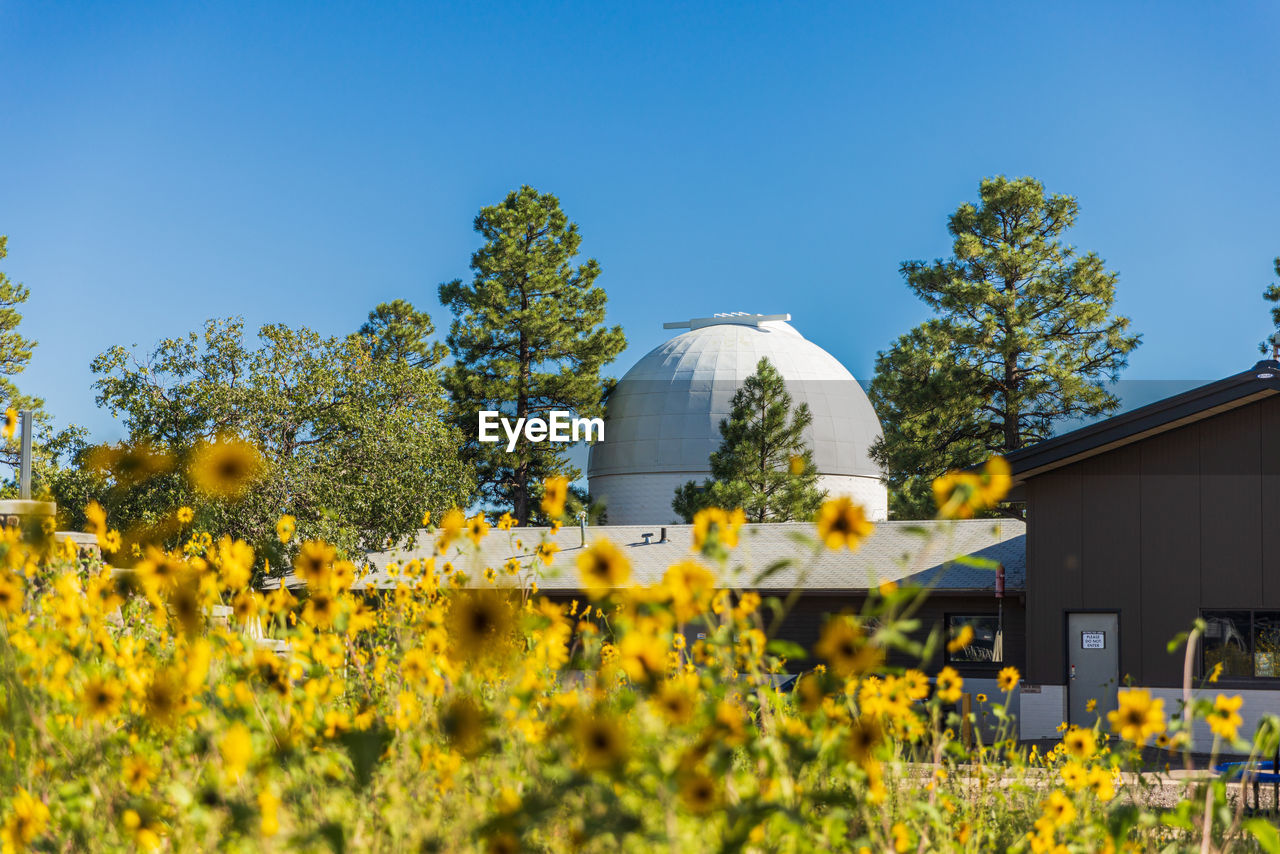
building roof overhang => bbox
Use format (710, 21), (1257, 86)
(1006, 360), (1280, 484)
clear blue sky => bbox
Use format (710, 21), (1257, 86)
(2, 1), (1278, 441)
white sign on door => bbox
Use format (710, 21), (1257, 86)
(1081, 631), (1106, 650)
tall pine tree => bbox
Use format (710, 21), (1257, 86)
(439, 187), (626, 524)
(359, 299), (447, 369)
(870, 176), (1141, 518)
(673, 357), (826, 523)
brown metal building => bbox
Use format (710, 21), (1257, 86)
(1006, 359), (1280, 741)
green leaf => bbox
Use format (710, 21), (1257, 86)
(766, 639), (808, 660)
(949, 554), (999, 570)
(1247, 819), (1280, 854)
(752, 559), (794, 586)
(338, 724), (393, 791)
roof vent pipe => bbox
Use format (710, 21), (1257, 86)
(641, 532), (653, 545)
(578, 512), (587, 547)
(659, 527), (668, 543)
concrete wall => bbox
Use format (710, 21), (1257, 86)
(1020, 685), (1068, 741)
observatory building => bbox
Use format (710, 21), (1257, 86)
(587, 313), (889, 524)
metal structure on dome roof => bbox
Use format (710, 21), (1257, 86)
(662, 313), (790, 330)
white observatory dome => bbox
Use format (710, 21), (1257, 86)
(587, 313), (888, 524)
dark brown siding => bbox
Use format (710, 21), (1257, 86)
(1262, 396), (1280, 605)
(1026, 470), (1083, 684)
(1080, 445), (1142, 683)
(1025, 395), (1280, 687)
(1138, 426), (1200, 685)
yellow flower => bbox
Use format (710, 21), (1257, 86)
(466, 513), (490, 545)
(573, 711), (627, 773)
(1041, 789), (1076, 828)
(1207, 693), (1244, 742)
(175, 506), (194, 524)
(1062, 727), (1096, 760)
(902, 669), (930, 701)
(497, 512), (516, 531)
(1086, 698), (1097, 713)
(121, 808), (162, 851)
(1208, 661), (1224, 683)
(846, 716), (884, 769)
(276, 514), (296, 544)
(437, 507), (465, 548)
(258, 789), (280, 837)
(84, 500), (108, 537)
(814, 617), (882, 679)
(618, 631), (667, 685)
(1, 408), (16, 441)
(220, 723), (254, 781)
(1107, 688), (1166, 745)
(228, 593), (258, 630)
(577, 539), (631, 599)
(1, 788), (50, 851)
(122, 755), (156, 793)
(691, 507), (745, 552)
(536, 541), (560, 566)
(81, 675), (123, 720)
(947, 624), (974, 653)
(997, 666), (1020, 692)
(294, 540), (335, 587)
(541, 476), (569, 518)
(978, 456), (1012, 505)
(655, 681), (694, 724)
(662, 560), (716, 621)
(0, 573), (23, 617)
(891, 822), (911, 853)
(734, 590), (761, 618)
(421, 510), (431, 527)
(933, 457), (1012, 519)
(144, 668), (185, 727)
(1060, 761), (1086, 790)
(935, 667), (963, 703)
(446, 589), (519, 666)
(1087, 766), (1116, 801)
(678, 769), (720, 814)
(302, 591), (337, 628)
(189, 435), (263, 499)
(815, 497), (874, 550)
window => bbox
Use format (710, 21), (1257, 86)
(1202, 610), (1280, 679)
(946, 614), (1003, 664)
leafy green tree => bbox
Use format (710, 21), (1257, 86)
(673, 357), (825, 523)
(1260, 256), (1280, 354)
(439, 186), (626, 524)
(869, 176), (1141, 518)
(79, 315), (473, 561)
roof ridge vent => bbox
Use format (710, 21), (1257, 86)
(663, 313), (791, 331)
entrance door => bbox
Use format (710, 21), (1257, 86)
(1067, 612), (1119, 726)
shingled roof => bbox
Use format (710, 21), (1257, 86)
(358, 519), (1025, 595)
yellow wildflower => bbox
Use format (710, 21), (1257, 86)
(815, 497), (873, 550)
